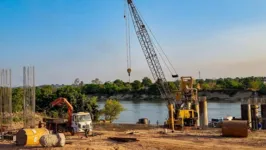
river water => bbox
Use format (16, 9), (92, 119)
(98, 100), (242, 125)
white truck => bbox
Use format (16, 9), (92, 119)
(43, 98), (93, 137)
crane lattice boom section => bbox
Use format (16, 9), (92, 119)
(127, 0), (174, 102)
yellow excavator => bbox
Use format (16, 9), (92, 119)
(125, 0), (198, 131)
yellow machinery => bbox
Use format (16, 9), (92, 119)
(165, 76), (199, 129)
(126, 0), (198, 131)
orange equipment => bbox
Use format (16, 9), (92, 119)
(50, 97), (73, 127)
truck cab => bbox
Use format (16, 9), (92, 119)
(72, 112), (93, 134)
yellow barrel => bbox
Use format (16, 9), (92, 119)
(16, 128), (49, 146)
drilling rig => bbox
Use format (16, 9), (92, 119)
(125, 0), (198, 131)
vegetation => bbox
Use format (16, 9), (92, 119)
(101, 99), (126, 122)
(10, 76), (266, 122)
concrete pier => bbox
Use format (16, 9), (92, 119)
(195, 101), (200, 127)
(261, 104), (266, 129)
(251, 105), (259, 130)
(199, 97), (208, 129)
(241, 104), (252, 128)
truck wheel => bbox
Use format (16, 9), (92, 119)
(85, 130), (89, 138)
(71, 127), (75, 136)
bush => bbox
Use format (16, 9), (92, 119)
(101, 99), (125, 123)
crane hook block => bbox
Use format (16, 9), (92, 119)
(127, 68), (132, 76)
(172, 74), (178, 78)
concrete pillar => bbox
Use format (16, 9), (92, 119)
(248, 104), (252, 129)
(187, 102), (191, 110)
(251, 104), (259, 130)
(168, 104), (174, 132)
(195, 101), (200, 127)
(203, 97), (208, 127)
(261, 104), (266, 129)
(241, 104), (252, 128)
(199, 97), (208, 129)
(241, 104), (248, 120)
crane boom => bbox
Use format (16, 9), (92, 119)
(127, 0), (175, 103)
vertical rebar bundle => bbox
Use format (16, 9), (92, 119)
(0, 69), (12, 131)
(23, 66), (35, 128)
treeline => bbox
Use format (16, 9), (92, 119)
(197, 77), (266, 92)
(79, 76), (266, 95)
(11, 76), (266, 115)
(12, 85), (125, 122)
(12, 85), (101, 119)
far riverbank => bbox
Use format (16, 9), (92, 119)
(89, 90), (264, 102)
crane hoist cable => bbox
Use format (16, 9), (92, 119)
(124, 0), (132, 81)
(136, 6), (178, 77)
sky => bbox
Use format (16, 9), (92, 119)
(0, 0), (266, 86)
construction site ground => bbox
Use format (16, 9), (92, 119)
(1, 124), (266, 150)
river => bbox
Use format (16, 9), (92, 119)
(98, 100), (242, 125)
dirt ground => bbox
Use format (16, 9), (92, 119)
(1, 125), (266, 150)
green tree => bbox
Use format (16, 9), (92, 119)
(259, 84), (266, 94)
(148, 84), (160, 95)
(248, 80), (263, 91)
(36, 85), (56, 112)
(73, 78), (80, 86)
(142, 77), (152, 87)
(113, 79), (124, 87)
(91, 78), (102, 84)
(82, 84), (102, 94)
(56, 86), (81, 111)
(216, 78), (226, 88)
(131, 80), (142, 91)
(101, 99), (125, 122)
(121, 82), (132, 93)
(201, 83), (210, 90)
(104, 82), (119, 95)
(175, 79), (180, 90)
(79, 81), (84, 87)
(12, 88), (24, 112)
(84, 96), (100, 121)
(168, 82), (177, 92)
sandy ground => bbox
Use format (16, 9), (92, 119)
(1, 125), (266, 150)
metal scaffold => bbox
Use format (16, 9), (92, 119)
(23, 66), (36, 128)
(0, 69), (12, 134)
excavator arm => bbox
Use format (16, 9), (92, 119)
(50, 97), (73, 126)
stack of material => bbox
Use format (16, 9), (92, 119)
(222, 120), (248, 137)
(40, 133), (66, 147)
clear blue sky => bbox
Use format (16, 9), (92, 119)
(1, 0), (266, 86)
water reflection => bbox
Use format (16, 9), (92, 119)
(98, 100), (241, 124)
